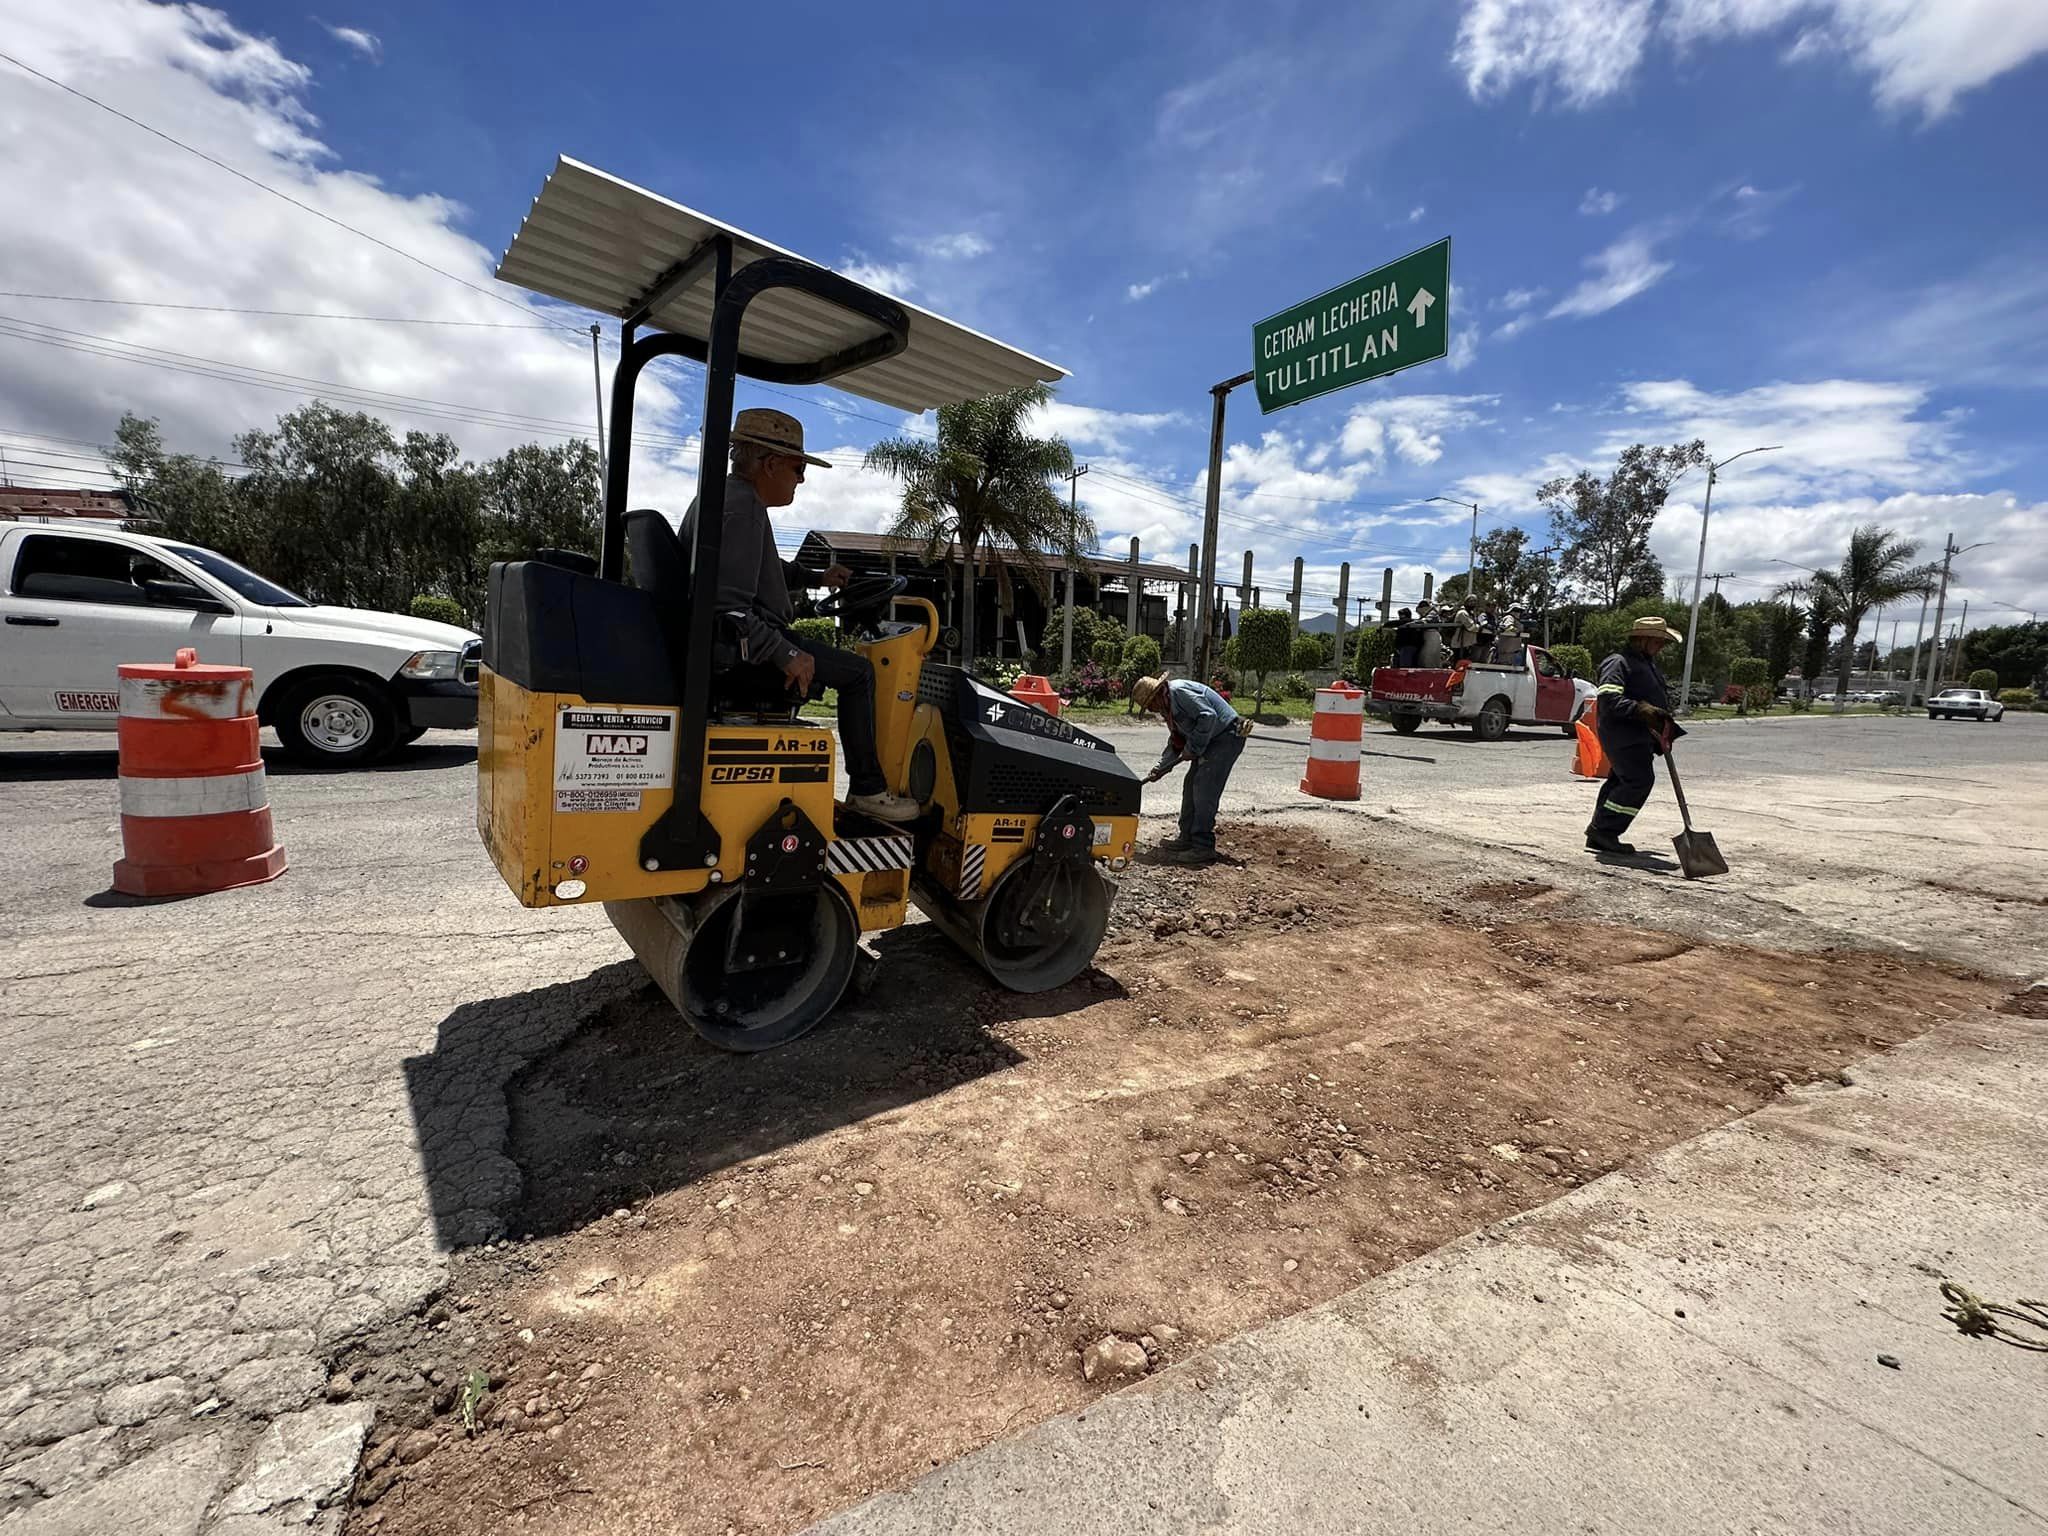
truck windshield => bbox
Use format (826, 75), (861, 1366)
(164, 544), (309, 608)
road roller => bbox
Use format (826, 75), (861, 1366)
(472, 158), (1142, 1049)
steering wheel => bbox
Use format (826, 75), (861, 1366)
(814, 573), (908, 624)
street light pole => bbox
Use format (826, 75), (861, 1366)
(1060, 464), (1089, 677)
(1679, 444), (1780, 713)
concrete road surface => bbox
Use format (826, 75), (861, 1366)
(0, 712), (2042, 1533)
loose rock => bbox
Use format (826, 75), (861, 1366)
(1081, 1337), (1149, 1383)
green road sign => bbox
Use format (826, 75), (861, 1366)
(1253, 238), (1449, 414)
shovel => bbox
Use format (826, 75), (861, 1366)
(1665, 748), (1728, 879)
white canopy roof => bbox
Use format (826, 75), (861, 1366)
(496, 157), (1066, 414)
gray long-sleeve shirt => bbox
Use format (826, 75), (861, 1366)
(1154, 679), (1240, 774)
(677, 476), (812, 669)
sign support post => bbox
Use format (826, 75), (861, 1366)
(1195, 371), (1254, 681)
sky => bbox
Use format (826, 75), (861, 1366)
(2, 0), (2046, 645)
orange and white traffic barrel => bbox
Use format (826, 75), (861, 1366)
(112, 647), (287, 897)
(1298, 683), (1363, 801)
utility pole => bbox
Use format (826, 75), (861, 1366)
(1921, 534), (1962, 699)
(1195, 371), (1255, 681)
(1707, 571), (1734, 601)
(1185, 543), (1199, 668)
(588, 324), (609, 499)
(1906, 588), (1930, 703)
(1334, 562), (1351, 666)
(1679, 445), (1780, 713)
(1288, 557), (1303, 642)
(1060, 465), (1088, 676)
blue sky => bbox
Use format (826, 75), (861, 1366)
(3, 0), (2045, 630)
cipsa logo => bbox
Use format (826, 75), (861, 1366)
(585, 733), (648, 757)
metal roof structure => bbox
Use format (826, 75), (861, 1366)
(799, 530), (1193, 585)
(497, 158), (1067, 413)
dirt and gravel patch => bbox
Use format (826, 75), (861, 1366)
(340, 824), (2004, 1536)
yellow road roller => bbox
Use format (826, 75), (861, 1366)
(474, 158), (1141, 1049)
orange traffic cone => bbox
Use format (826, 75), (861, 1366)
(1572, 698), (1607, 781)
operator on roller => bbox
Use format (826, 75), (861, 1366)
(1585, 615), (1687, 855)
(1133, 672), (1252, 866)
(678, 408), (918, 824)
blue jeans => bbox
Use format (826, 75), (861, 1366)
(1178, 729), (1245, 851)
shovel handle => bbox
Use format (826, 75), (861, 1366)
(1665, 748), (1696, 834)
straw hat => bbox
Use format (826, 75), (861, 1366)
(1131, 673), (1170, 710)
(1629, 615), (1687, 645)
(731, 407), (832, 468)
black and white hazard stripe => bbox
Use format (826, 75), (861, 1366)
(824, 834), (914, 875)
(959, 842), (987, 901)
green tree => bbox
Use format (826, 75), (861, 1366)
(1119, 634), (1162, 712)
(1544, 441), (1706, 609)
(1958, 621), (2048, 690)
(1967, 667), (1999, 693)
(1288, 632), (1326, 671)
(1089, 614), (1127, 672)
(865, 383), (1090, 663)
(1037, 603), (1108, 675)
(1352, 622), (1395, 679)
(1773, 526), (1937, 706)
(1731, 600), (1802, 691)
(409, 594), (467, 627)
(1235, 608), (1292, 713)
(1440, 526), (1556, 612)
(1548, 643), (1593, 680)
(106, 413), (246, 558)
(1729, 656), (1771, 714)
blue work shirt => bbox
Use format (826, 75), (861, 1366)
(1154, 679), (1240, 774)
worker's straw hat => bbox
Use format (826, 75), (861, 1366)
(1131, 674), (1170, 710)
(1628, 615), (1687, 645)
(731, 408), (832, 468)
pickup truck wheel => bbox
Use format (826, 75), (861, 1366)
(275, 678), (395, 768)
(1474, 697), (1510, 742)
(1391, 713), (1422, 735)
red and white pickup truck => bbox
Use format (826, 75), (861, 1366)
(1368, 645), (1596, 740)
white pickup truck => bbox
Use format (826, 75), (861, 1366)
(1367, 644), (1597, 740)
(0, 522), (479, 766)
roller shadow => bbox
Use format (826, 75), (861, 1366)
(403, 922), (1110, 1249)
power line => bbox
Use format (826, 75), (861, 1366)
(0, 47), (582, 338)
(0, 292), (559, 329)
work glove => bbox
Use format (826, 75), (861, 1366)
(1233, 717), (1255, 738)
(1637, 703), (1670, 731)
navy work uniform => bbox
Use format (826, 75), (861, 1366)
(1587, 638), (1685, 845)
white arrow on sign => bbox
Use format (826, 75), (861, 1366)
(1407, 287), (1437, 327)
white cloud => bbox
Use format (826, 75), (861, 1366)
(910, 232), (991, 261)
(1494, 314), (1538, 340)
(320, 23), (382, 62)
(1547, 227), (1674, 318)
(1030, 401), (1187, 456)
(1405, 205), (1427, 223)
(0, 2), (668, 493)
(1719, 180), (1797, 238)
(1579, 187), (1622, 215)
(839, 255), (915, 295)
(1810, 251), (2048, 390)
(1454, 0), (1657, 109)
(1340, 395), (1497, 468)
(1458, 0), (2048, 118)
(1496, 287), (1543, 311)
(1124, 269), (1188, 303)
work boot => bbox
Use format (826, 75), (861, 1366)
(1154, 836), (1191, 853)
(1169, 845), (1218, 866)
(1585, 831), (1636, 855)
(847, 790), (919, 824)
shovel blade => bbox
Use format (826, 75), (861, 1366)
(1672, 829), (1729, 880)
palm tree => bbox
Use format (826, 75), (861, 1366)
(1775, 525), (1937, 707)
(865, 384), (1092, 665)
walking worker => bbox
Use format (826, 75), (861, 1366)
(1133, 672), (1252, 865)
(1585, 615), (1687, 855)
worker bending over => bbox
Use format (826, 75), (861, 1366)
(1134, 672), (1252, 865)
(678, 408), (918, 823)
(1585, 615), (1686, 855)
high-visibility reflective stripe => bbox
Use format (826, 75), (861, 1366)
(1312, 691), (1365, 715)
(118, 674), (256, 721)
(1601, 799), (1641, 818)
(1307, 738), (1358, 762)
(1596, 683), (1625, 695)
(119, 768), (268, 818)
